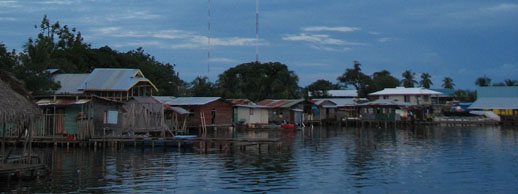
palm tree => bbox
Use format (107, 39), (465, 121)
(442, 77), (455, 89)
(400, 70), (417, 88)
(475, 76), (491, 87)
(504, 79), (517, 86)
(419, 73), (433, 88)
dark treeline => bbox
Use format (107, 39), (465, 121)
(0, 16), (515, 102)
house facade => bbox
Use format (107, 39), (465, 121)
(368, 87), (443, 105)
(153, 97), (233, 128)
(469, 87), (518, 117)
(256, 99), (310, 125)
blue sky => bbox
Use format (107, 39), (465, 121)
(1, 0), (517, 89)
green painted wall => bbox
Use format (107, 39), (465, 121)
(64, 106), (82, 134)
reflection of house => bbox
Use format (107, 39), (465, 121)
(52, 68), (158, 101)
(469, 87), (518, 117)
(256, 99), (309, 125)
(359, 100), (415, 121)
(153, 97), (233, 128)
(368, 87), (443, 105)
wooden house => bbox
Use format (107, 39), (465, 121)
(153, 97), (233, 128)
(36, 96), (123, 139)
(52, 68), (158, 101)
(368, 87), (443, 105)
(233, 104), (270, 127)
(256, 99), (310, 125)
(358, 100), (415, 121)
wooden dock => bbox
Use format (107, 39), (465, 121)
(1, 136), (283, 153)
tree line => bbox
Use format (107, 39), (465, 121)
(0, 16), (514, 102)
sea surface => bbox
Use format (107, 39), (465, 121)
(2, 126), (518, 193)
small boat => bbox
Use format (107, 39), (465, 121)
(280, 123), (296, 130)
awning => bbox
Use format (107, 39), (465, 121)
(169, 106), (190, 115)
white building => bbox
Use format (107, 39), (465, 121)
(368, 87), (443, 105)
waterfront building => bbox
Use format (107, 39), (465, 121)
(469, 87), (518, 123)
(153, 97), (233, 128)
(368, 87), (443, 105)
(52, 68), (158, 101)
(256, 99), (310, 125)
(358, 99), (416, 121)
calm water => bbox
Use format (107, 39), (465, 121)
(2, 126), (518, 193)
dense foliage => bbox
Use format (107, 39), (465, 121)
(304, 79), (341, 98)
(218, 61), (299, 102)
(0, 16), (186, 96)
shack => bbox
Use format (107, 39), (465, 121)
(233, 104), (270, 127)
(153, 97), (233, 128)
(36, 96), (123, 139)
(256, 99), (310, 125)
(359, 99), (415, 122)
(52, 68), (158, 101)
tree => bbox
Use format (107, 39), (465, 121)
(189, 76), (218, 97)
(454, 89), (476, 102)
(304, 79), (341, 98)
(337, 61), (372, 97)
(442, 77), (455, 89)
(504, 79), (517, 86)
(400, 70), (417, 88)
(218, 61), (299, 101)
(10, 16), (187, 96)
(419, 73), (433, 88)
(370, 70), (400, 92)
(475, 76), (491, 87)
(0, 43), (18, 73)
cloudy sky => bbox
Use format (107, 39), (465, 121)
(1, 0), (517, 89)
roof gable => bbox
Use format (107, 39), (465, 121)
(369, 87), (443, 96)
(77, 68), (157, 92)
(153, 96), (222, 106)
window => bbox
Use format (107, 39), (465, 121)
(250, 108), (254, 115)
(383, 95), (389, 99)
(105, 110), (118, 124)
(404, 96), (410, 102)
(424, 95), (430, 102)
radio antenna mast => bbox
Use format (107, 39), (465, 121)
(207, 0), (211, 80)
(255, 0), (259, 62)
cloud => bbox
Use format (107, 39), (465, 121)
(113, 41), (164, 48)
(209, 58), (237, 63)
(0, 0), (20, 8)
(283, 33), (363, 46)
(377, 37), (392, 42)
(302, 26), (361, 32)
(38, 0), (79, 5)
(482, 3), (518, 13)
(369, 31), (381, 35)
(0, 17), (16, 21)
(310, 45), (351, 52)
(91, 26), (263, 49)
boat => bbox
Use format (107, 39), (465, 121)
(280, 123), (296, 130)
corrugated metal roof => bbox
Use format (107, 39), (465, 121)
(469, 97), (518, 110)
(228, 99), (254, 105)
(36, 99), (91, 106)
(359, 99), (414, 107)
(169, 106), (190, 114)
(477, 87), (518, 98)
(369, 87), (443, 96)
(328, 90), (358, 97)
(235, 104), (269, 109)
(312, 98), (358, 107)
(77, 68), (157, 92)
(153, 96), (221, 106)
(257, 99), (305, 108)
(53, 74), (90, 94)
(430, 88), (455, 96)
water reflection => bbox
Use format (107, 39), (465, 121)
(2, 126), (518, 193)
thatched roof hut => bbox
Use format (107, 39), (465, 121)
(0, 71), (41, 124)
